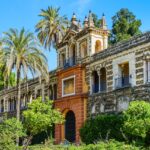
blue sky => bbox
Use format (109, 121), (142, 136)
(0, 0), (150, 71)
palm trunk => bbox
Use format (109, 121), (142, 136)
(16, 69), (21, 146)
(16, 69), (21, 120)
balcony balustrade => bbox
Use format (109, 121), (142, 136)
(92, 81), (107, 93)
(115, 75), (131, 89)
(63, 56), (76, 69)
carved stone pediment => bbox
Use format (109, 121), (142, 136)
(62, 30), (77, 43)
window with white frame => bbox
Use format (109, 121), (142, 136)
(146, 61), (150, 83)
(62, 75), (75, 97)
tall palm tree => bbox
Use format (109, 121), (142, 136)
(0, 28), (49, 121)
(36, 6), (68, 50)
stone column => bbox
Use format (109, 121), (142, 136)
(89, 71), (93, 94)
(97, 70), (101, 92)
(66, 46), (69, 60)
(4, 98), (8, 112)
(29, 94), (32, 103)
(76, 41), (80, 61)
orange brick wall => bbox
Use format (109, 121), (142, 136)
(54, 65), (88, 144)
(57, 65), (86, 99)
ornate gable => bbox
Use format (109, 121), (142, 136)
(62, 30), (77, 43)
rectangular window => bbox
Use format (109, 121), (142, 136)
(62, 76), (75, 96)
(115, 62), (131, 88)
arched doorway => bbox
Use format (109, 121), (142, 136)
(65, 111), (76, 142)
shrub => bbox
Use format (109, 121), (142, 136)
(23, 140), (141, 150)
(123, 100), (150, 145)
(0, 118), (25, 150)
(80, 114), (124, 144)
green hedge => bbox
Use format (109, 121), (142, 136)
(27, 140), (141, 150)
(80, 114), (124, 144)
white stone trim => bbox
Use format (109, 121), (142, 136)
(62, 75), (75, 97)
(112, 53), (136, 89)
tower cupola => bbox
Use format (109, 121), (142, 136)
(84, 16), (88, 28)
(100, 13), (107, 30)
(88, 10), (94, 27)
(71, 13), (77, 25)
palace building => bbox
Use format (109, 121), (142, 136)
(0, 11), (150, 144)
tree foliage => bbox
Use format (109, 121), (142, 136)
(36, 6), (68, 50)
(0, 28), (49, 122)
(0, 65), (16, 90)
(23, 97), (64, 136)
(0, 118), (25, 150)
(92, 13), (102, 28)
(110, 8), (142, 44)
(123, 101), (150, 139)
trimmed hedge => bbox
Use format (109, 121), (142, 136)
(80, 114), (124, 144)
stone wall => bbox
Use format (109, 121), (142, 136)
(0, 70), (57, 116)
(86, 32), (150, 117)
(87, 84), (150, 117)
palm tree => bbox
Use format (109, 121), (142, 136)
(0, 28), (49, 121)
(36, 6), (68, 50)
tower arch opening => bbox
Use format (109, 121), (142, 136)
(95, 40), (102, 53)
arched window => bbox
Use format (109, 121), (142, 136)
(92, 71), (99, 93)
(100, 67), (107, 91)
(95, 40), (102, 53)
(80, 41), (87, 58)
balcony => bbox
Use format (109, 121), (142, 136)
(92, 84), (99, 93)
(92, 82), (107, 94)
(115, 75), (131, 89)
(63, 57), (76, 69)
(100, 81), (107, 92)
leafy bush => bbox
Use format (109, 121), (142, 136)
(80, 114), (124, 144)
(123, 100), (150, 145)
(0, 118), (25, 150)
(80, 101), (150, 146)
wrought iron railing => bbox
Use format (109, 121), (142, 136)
(92, 81), (107, 93)
(100, 81), (107, 92)
(115, 75), (131, 89)
(92, 84), (99, 93)
(63, 57), (76, 69)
